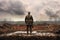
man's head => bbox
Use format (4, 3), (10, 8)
(28, 12), (30, 15)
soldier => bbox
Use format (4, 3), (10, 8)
(25, 12), (33, 35)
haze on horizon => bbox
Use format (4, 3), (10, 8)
(0, 0), (60, 21)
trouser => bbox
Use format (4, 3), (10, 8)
(27, 25), (32, 35)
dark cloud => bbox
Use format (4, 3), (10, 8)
(0, 0), (25, 15)
(45, 9), (54, 17)
(45, 9), (59, 19)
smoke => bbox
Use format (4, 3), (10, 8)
(45, 9), (54, 17)
(45, 8), (60, 21)
(45, 8), (59, 18)
(0, 0), (25, 15)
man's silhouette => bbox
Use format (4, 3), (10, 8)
(25, 12), (33, 35)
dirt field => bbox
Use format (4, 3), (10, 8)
(0, 24), (60, 34)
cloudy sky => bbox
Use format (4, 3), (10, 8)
(0, 0), (60, 21)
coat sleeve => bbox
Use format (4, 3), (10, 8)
(31, 16), (33, 23)
(25, 16), (27, 23)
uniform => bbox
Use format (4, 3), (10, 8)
(25, 15), (33, 35)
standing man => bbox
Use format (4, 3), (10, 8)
(25, 12), (33, 35)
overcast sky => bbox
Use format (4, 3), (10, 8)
(0, 0), (60, 21)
